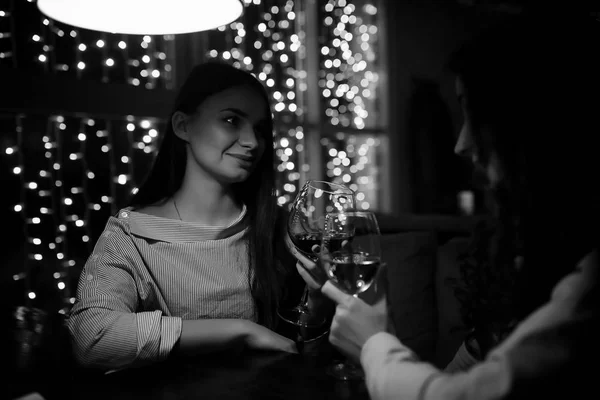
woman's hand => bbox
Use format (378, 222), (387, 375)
(284, 231), (326, 290)
(321, 281), (389, 363)
(242, 320), (299, 354)
(284, 232), (333, 319)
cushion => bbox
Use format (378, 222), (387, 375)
(381, 231), (438, 362)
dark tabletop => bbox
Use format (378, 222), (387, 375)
(5, 307), (370, 400)
(66, 347), (370, 400)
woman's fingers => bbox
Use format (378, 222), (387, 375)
(285, 232), (317, 267)
(296, 262), (322, 290)
(321, 281), (354, 306)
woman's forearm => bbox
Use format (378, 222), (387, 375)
(176, 319), (250, 356)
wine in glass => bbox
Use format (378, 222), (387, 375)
(278, 180), (356, 337)
(320, 210), (383, 380)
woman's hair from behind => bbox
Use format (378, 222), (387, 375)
(448, 15), (600, 353)
(129, 61), (284, 329)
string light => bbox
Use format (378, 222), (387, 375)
(322, 132), (381, 210)
(3, 113), (162, 312)
(321, 0), (380, 129)
(319, 0), (383, 210)
(0, 6), (13, 63)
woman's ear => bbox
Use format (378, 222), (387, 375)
(172, 111), (189, 142)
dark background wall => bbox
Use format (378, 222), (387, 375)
(382, 0), (494, 214)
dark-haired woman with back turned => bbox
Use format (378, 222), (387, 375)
(67, 62), (329, 371)
(303, 14), (600, 399)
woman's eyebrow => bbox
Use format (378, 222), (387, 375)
(220, 107), (248, 117)
(222, 107), (269, 127)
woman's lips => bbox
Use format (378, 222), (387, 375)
(228, 153), (255, 168)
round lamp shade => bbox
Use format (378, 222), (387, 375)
(37, 0), (245, 35)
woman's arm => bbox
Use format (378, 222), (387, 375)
(359, 250), (599, 400)
(177, 319), (297, 356)
(67, 222), (181, 370)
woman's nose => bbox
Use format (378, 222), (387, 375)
(239, 128), (260, 149)
(454, 125), (477, 162)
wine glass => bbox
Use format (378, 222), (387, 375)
(278, 180), (356, 341)
(320, 210), (383, 380)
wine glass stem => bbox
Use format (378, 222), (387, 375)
(299, 286), (310, 309)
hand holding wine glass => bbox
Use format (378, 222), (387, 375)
(284, 232), (326, 291)
(320, 281), (389, 364)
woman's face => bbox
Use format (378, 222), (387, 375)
(173, 84), (269, 184)
(454, 76), (502, 188)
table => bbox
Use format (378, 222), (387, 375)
(5, 305), (370, 400)
(68, 347), (371, 400)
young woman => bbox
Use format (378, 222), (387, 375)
(67, 62), (328, 371)
(297, 14), (600, 399)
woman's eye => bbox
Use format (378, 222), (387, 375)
(224, 116), (240, 126)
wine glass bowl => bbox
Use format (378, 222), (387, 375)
(288, 181), (355, 262)
(321, 211), (382, 296)
(323, 252), (381, 295)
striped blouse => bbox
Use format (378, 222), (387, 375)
(67, 205), (263, 370)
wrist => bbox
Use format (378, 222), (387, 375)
(236, 319), (255, 340)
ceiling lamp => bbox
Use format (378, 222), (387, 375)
(37, 0), (245, 35)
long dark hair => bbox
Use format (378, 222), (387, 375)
(129, 61), (284, 328)
(448, 15), (600, 353)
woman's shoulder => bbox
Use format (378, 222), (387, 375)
(95, 208), (136, 239)
(576, 248), (598, 273)
(87, 209), (138, 259)
(551, 248), (598, 304)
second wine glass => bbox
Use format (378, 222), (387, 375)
(320, 210), (383, 380)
